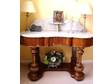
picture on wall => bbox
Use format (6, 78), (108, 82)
(53, 10), (64, 23)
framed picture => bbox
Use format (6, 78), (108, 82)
(53, 10), (64, 23)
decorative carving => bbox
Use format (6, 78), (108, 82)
(74, 47), (84, 81)
(28, 47), (42, 81)
(28, 64), (39, 81)
(70, 47), (77, 78)
(20, 36), (93, 81)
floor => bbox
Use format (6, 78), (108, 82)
(20, 61), (93, 84)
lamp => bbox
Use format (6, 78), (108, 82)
(79, 3), (92, 32)
(21, 0), (36, 31)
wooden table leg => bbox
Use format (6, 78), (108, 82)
(28, 47), (42, 81)
(70, 47), (76, 78)
(74, 47), (84, 81)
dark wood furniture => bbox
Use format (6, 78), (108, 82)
(20, 32), (93, 81)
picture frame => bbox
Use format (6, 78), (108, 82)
(53, 10), (64, 23)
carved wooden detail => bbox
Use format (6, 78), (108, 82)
(72, 38), (93, 47)
(20, 36), (92, 47)
(28, 47), (43, 81)
(49, 37), (72, 46)
(70, 47), (77, 78)
(20, 36), (93, 81)
(20, 36), (44, 46)
(74, 47), (84, 81)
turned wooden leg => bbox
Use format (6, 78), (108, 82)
(70, 47), (77, 78)
(28, 47), (42, 81)
(74, 47), (84, 81)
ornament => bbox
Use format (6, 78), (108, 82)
(44, 50), (64, 68)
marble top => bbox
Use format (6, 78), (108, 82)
(20, 31), (93, 38)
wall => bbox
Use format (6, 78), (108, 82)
(20, 0), (93, 62)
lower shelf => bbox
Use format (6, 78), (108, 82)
(28, 63), (75, 75)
